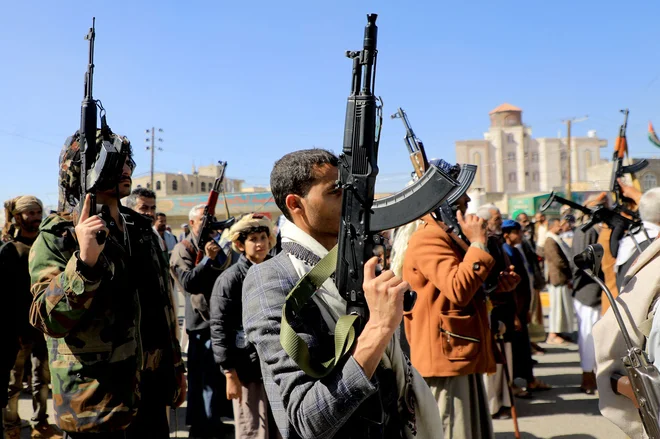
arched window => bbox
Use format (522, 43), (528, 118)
(472, 152), (482, 186)
(507, 133), (515, 143)
(531, 152), (539, 162)
(585, 150), (593, 168)
(156, 181), (162, 191)
(642, 173), (657, 191)
(146, 183), (151, 189)
(560, 151), (567, 161)
(137, 184), (142, 188)
(190, 182), (194, 188)
(507, 152), (516, 162)
(508, 172), (517, 182)
(533, 171), (539, 182)
(201, 182), (206, 192)
(172, 180), (178, 191)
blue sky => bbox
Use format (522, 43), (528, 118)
(2, 1), (660, 209)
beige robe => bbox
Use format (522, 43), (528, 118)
(593, 236), (660, 439)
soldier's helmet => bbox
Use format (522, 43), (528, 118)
(58, 129), (133, 212)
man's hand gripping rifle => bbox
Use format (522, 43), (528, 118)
(79, 17), (134, 245)
(194, 161), (236, 265)
(574, 245), (660, 438)
(391, 107), (477, 245)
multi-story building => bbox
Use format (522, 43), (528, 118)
(586, 158), (660, 192)
(132, 163), (244, 197)
(455, 103), (608, 193)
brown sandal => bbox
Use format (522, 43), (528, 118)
(528, 379), (552, 391)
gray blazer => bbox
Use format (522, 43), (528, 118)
(242, 251), (380, 439)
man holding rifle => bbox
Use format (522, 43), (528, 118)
(30, 130), (184, 438)
(170, 203), (233, 438)
(243, 149), (442, 438)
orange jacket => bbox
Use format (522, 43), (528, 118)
(403, 215), (496, 377)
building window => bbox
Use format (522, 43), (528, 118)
(172, 180), (178, 191)
(533, 171), (539, 182)
(146, 183), (151, 189)
(201, 182), (206, 192)
(561, 170), (567, 180)
(505, 116), (517, 126)
(507, 133), (514, 143)
(585, 150), (593, 168)
(190, 182), (194, 188)
(508, 172), (516, 182)
(560, 151), (567, 161)
(507, 152), (516, 162)
(472, 152), (482, 186)
(156, 181), (162, 191)
(136, 184), (142, 188)
(531, 151), (539, 162)
(642, 173), (657, 191)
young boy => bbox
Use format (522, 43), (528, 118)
(209, 213), (277, 438)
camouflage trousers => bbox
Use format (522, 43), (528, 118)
(2, 338), (50, 429)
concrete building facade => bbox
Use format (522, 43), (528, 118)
(456, 103), (608, 193)
(132, 163), (244, 197)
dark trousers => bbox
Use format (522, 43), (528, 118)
(126, 372), (170, 439)
(187, 329), (229, 438)
(512, 324), (535, 383)
(3, 338), (50, 429)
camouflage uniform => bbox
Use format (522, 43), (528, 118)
(29, 132), (184, 434)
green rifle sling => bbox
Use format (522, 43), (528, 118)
(280, 245), (359, 378)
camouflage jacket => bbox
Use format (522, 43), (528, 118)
(29, 207), (184, 433)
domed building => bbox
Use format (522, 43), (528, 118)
(455, 103), (607, 193)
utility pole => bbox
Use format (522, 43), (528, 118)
(145, 127), (163, 190)
(561, 116), (588, 199)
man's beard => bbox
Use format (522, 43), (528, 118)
(19, 219), (41, 234)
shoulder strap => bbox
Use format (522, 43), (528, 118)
(181, 239), (196, 258)
(280, 245), (359, 378)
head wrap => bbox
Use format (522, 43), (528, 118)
(3, 195), (44, 240)
(228, 213), (276, 253)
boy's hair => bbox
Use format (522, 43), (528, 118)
(236, 226), (270, 245)
(228, 213), (276, 253)
(270, 149), (338, 221)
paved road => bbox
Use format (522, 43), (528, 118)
(13, 294), (630, 438)
(492, 341), (627, 439)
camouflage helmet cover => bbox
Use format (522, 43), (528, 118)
(58, 129), (133, 212)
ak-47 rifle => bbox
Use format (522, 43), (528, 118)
(194, 161), (236, 265)
(391, 107), (477, 245)
(279, 14), (460, 382)
(79, 17), (133, 244)
(335, 15), (459, 332)
(539, 191), (649, 254)
(574, 245), (660, 439)
(391, 108), (428, 178)
(611, 109), (648, 218)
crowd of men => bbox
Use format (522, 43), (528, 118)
(1, 127), (660, 439)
